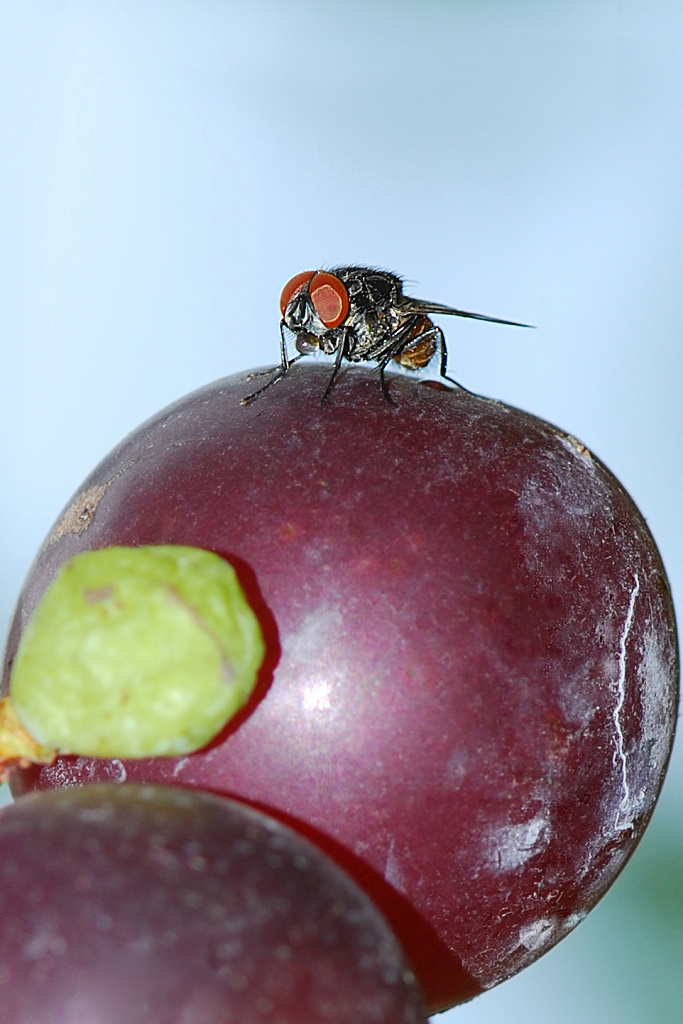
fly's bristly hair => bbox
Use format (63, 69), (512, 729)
(241, 266), (533, 405)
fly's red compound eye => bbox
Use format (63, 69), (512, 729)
(280, 271), (316, 317)
(309, 272), (349, 329)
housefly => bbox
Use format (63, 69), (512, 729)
(241, 266), (533, 404)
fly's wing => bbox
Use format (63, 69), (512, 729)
(401, 296), (534, 329)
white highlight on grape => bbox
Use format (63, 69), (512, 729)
(518, 916), (556, 951)
(613, 573), (640, 830)
(172, 756), (191, 777)
(109, 758), (127, 783)
(486, 813), (551, 872)
(518, 909), (587, 954)
(280, 605), (344, 724)
(384, 839), (408, 893)
(301, 681), (332, 713)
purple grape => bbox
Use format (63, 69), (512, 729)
(0, 784), (427, 1023)
(5, 364), (678, 1011)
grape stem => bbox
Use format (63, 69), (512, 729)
(0, 697), (56, 782)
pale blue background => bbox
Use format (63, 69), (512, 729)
(1, 2), (682, 1020)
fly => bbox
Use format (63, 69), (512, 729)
(241, 266), (533, 404)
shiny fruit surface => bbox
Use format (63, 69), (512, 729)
(0, 783), (427, 1024)
(4, 364), (678, 1012)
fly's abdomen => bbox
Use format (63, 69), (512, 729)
(393, 316), (438, 369)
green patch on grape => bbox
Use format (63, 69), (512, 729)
(9, 546), (265, 758)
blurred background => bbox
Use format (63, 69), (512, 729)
(1, 1), (681, 1020)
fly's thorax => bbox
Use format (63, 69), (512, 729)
(349, 301), (402, 358)
(342, 311), (383, 360)
(336, 266), (403, 310)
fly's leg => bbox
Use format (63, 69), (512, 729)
(433, 324), (478, 394)
(375, 314), (425, 404)
(243, 355), (303, 386)
(321, 328), (350, 403)
(241, 322), (298, 404)
(432, 324), (466, 391)
(377, 364), (397, 405)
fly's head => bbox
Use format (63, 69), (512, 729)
(280, 271), (350, 356)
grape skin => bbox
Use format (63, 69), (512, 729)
(4, 364), (678, 1012)
(0, 784), (427, 1024)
